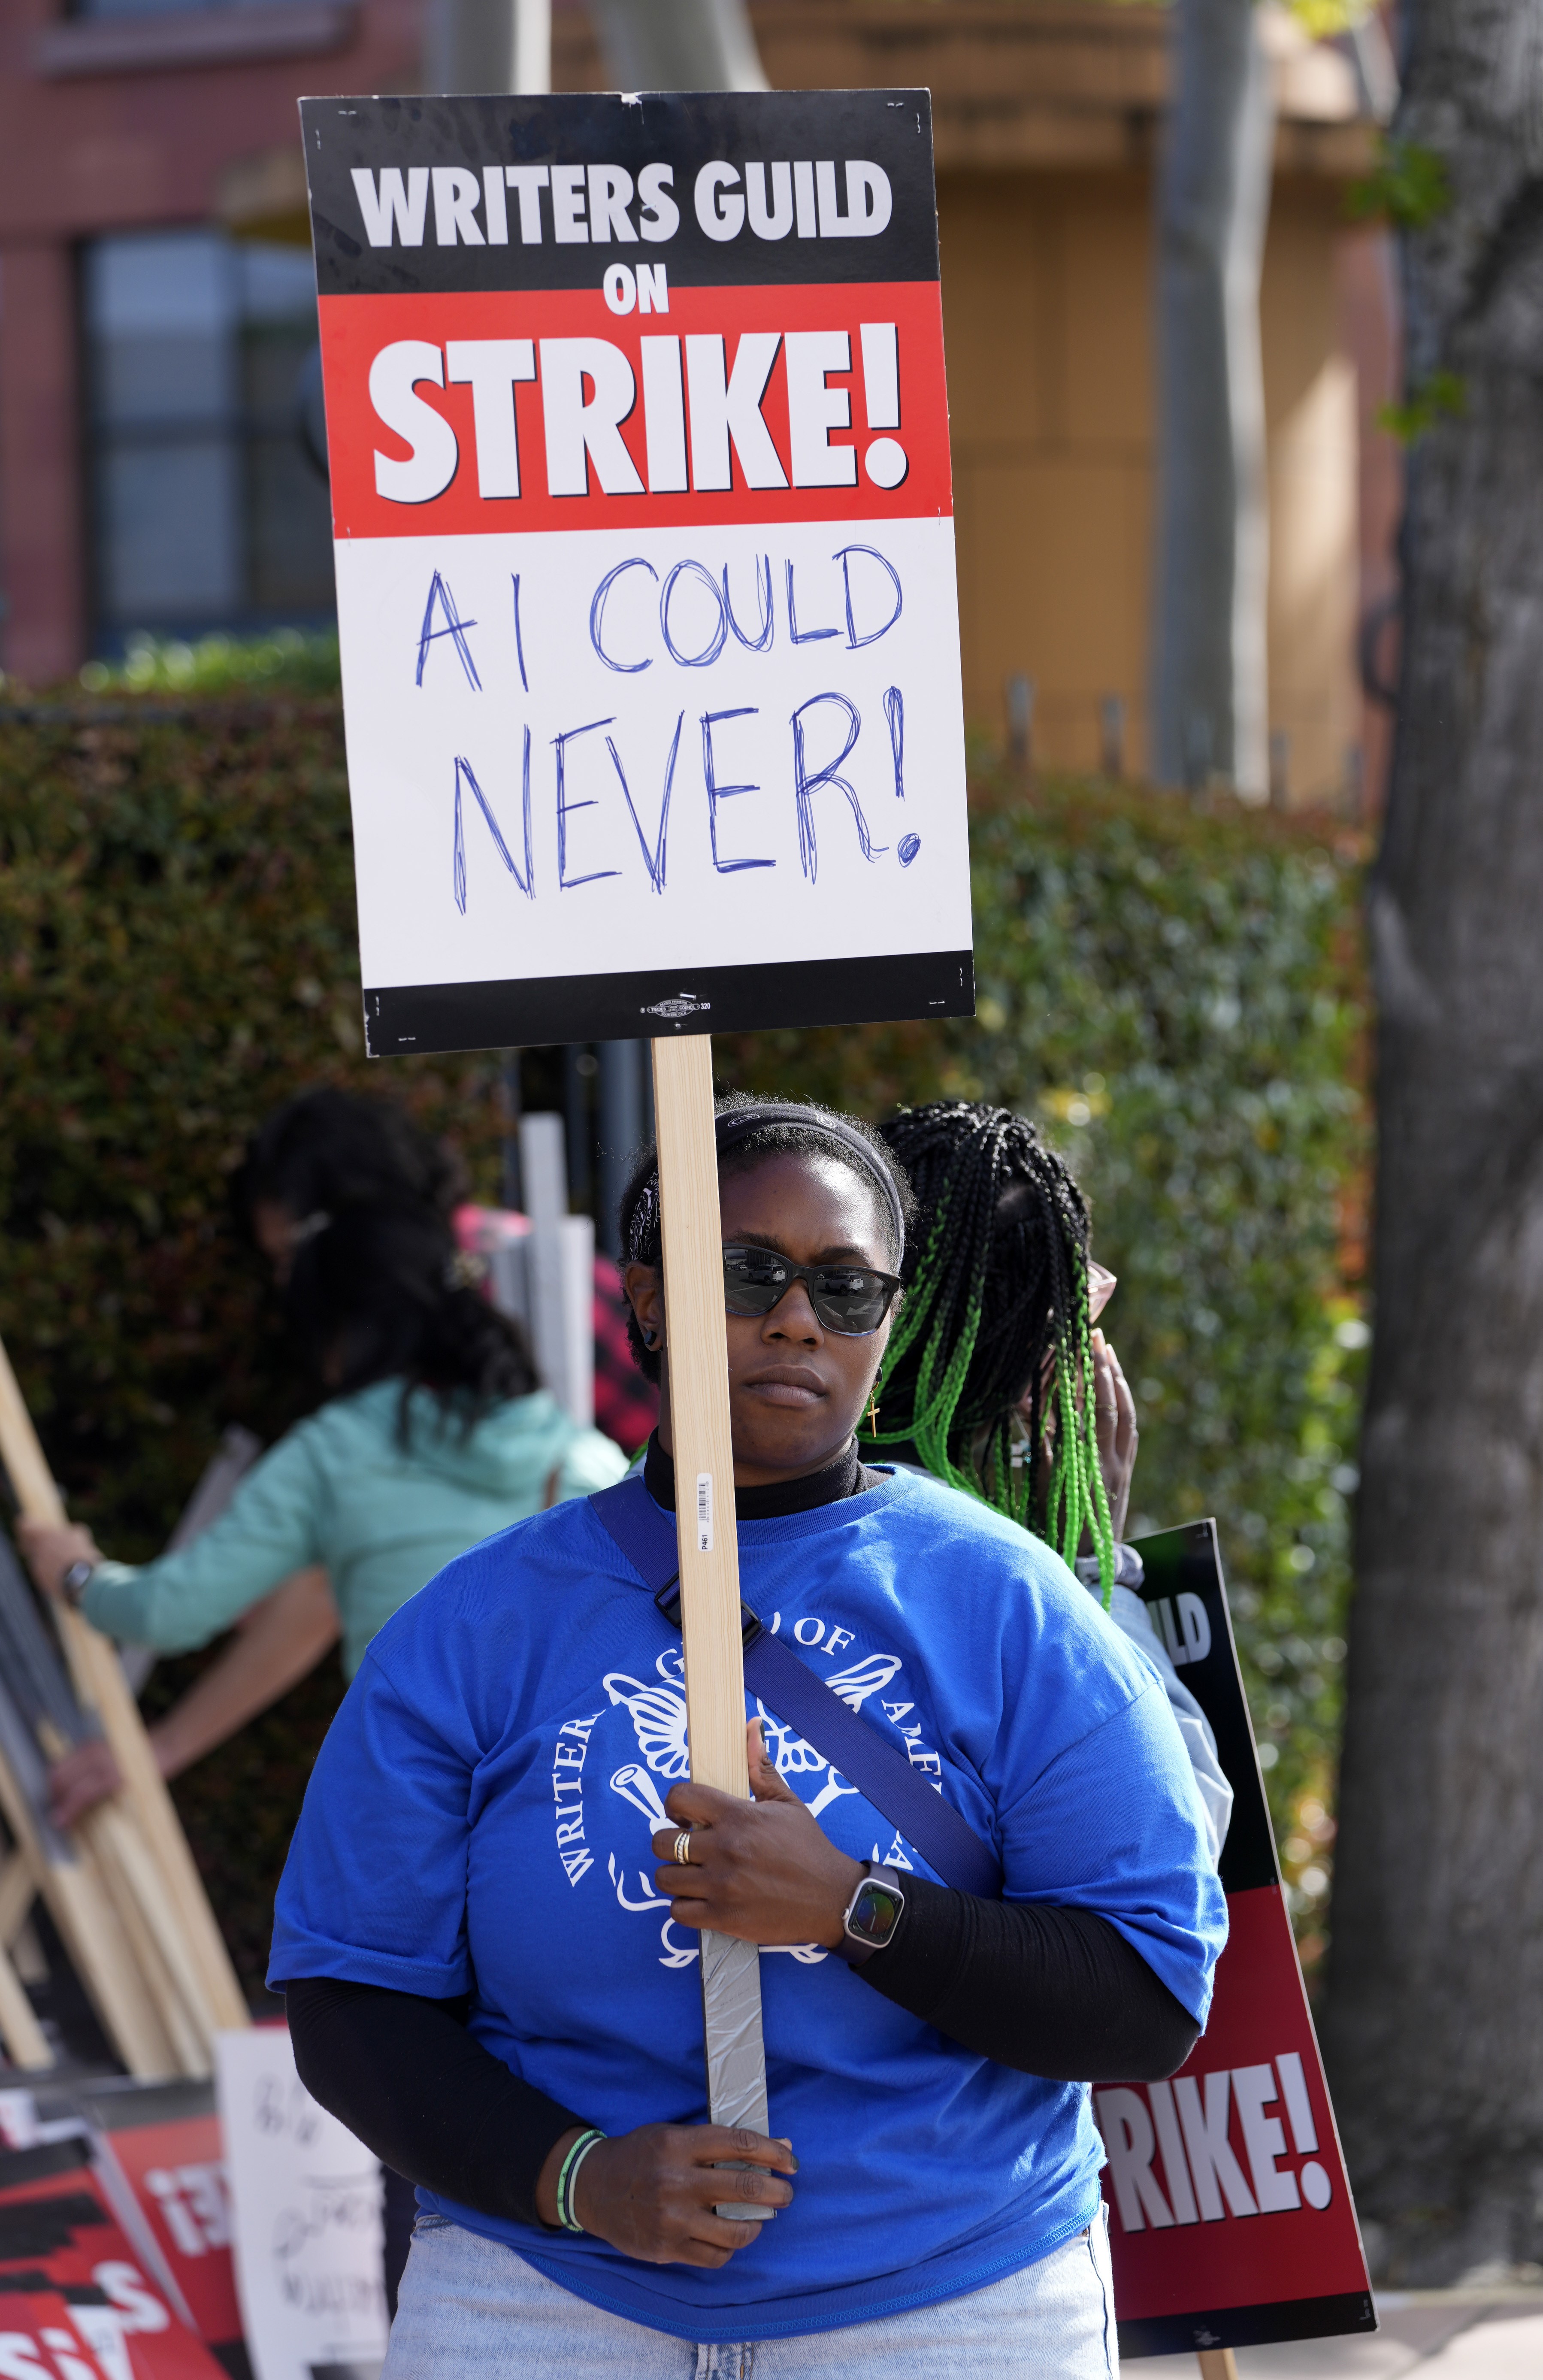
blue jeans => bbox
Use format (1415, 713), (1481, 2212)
(383, 2210), (1119, 2377)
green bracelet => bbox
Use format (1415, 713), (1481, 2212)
(556, 2128), (606, 2233)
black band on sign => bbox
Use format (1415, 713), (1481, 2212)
(301, 89), (941, 300)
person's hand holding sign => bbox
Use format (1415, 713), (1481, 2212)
(534, 2116), (798, 2268)
(649, 1719), (865, 1951)
(531, 1719), (850, 2271)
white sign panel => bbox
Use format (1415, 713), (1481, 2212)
(214, 2028), (387, 2380)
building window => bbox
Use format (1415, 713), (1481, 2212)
(83, 228), (334, 651)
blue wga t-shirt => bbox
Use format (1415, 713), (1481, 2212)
(269, 1467), (1225, 2343)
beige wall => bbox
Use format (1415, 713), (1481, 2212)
(940, 170), (1360, 802)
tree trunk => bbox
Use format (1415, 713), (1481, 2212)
(1151, 0), (1274, 798)
(1324, 0), (1543, 2286)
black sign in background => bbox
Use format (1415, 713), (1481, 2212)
(301, 89), (940, 299)
(1121, 1521), (1376, 2360)
(1132, 1520), (1279, 1899)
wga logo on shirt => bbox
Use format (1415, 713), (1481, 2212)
(577, 1624), (932, 1967)
(551, 1711), (603, 1884)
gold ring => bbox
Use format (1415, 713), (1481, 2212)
(673, 1830), (693, 1866)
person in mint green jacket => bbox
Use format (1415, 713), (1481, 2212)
(21, 1088), (627, 1827)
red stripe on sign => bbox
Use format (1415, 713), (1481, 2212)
(318, 280), (951, 539)
(1098, 1886), (1368, 2322)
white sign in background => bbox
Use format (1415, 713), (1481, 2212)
(334, 513), (969, 996)
(214, 2029), (387, 2380)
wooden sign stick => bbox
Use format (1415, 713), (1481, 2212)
(1197, 2353), (1239, 2379)
(88, 1800), (218, 2069)
(650, 1036), (771, 2162)
(0, 1849), (51, 2071)
(0, 1854), (32, 1947)
(0, 1938), (50, 2072)
(0, 1329), (249, 2036)
(0, 1730), (177, 2076)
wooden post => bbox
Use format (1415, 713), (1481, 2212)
(1197, 2351), (1239, 2379)
(649, 1036), (770, 2162)
(0, 1733), (178, 2076)
(0, 1938), (50, 2071)
(82, 1805), (210, 2075)
(0, 1846), (52, 2071)
(0, 1329), (249, 2041)
(0, 1854), (32, 1948)
(54, 1608), (248, 2033)
(89, 1802), (218, 2068)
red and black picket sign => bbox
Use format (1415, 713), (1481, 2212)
(0, 2136), (230, 2380)
(1102, 1522), (1376, 2359)
(81, 2086), (244, 2380)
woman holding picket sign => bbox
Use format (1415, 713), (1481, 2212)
(271, 1093), (1224, 2376)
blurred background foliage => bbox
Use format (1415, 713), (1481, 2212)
(0, 681), (1366, 1993)
(76, 629), (343, 701)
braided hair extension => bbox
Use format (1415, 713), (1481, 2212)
(616, 1090), (915, 1386)
(868, 1102), (1115, 1601)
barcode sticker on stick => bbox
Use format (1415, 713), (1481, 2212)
(696, 1473), (713, 1554)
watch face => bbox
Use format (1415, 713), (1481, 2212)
(849, 1878), (905, 1946)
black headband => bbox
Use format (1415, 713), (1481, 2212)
(626, 1104), (906, 1267)
(714, 1104), (906, 1263)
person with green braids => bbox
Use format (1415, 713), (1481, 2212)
(871, 1102), (1231, 1861)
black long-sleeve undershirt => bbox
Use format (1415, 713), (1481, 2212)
(287, 1913), (1196, 2232)
(858, 1876), (1198, 2077)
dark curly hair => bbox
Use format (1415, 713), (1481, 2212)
(235, 1087), (536, 1430)
(617, 1090), (916, 1385)
(871, 1101), (1113, 1594)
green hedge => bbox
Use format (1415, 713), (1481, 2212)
(0, 699), (1366, 1992)
(0, 696), (508, 1991)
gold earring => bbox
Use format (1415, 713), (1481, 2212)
(865, 1372), (882, 1434)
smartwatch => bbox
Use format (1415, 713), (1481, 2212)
(60, 1560), (97, 1609)
(840, 1862), (907, 1965)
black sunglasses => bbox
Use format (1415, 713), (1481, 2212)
(722, 1244), (901, 1337)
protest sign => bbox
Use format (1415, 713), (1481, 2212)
(0, 2135), (229, 2380)
(0, 2288), (128, 2380)
(82, 2084), (245, 2376)
(298, 88), (970, 1053)
(1100, 1523), (1375, 2359)
(213, 2030), (384, 2380)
